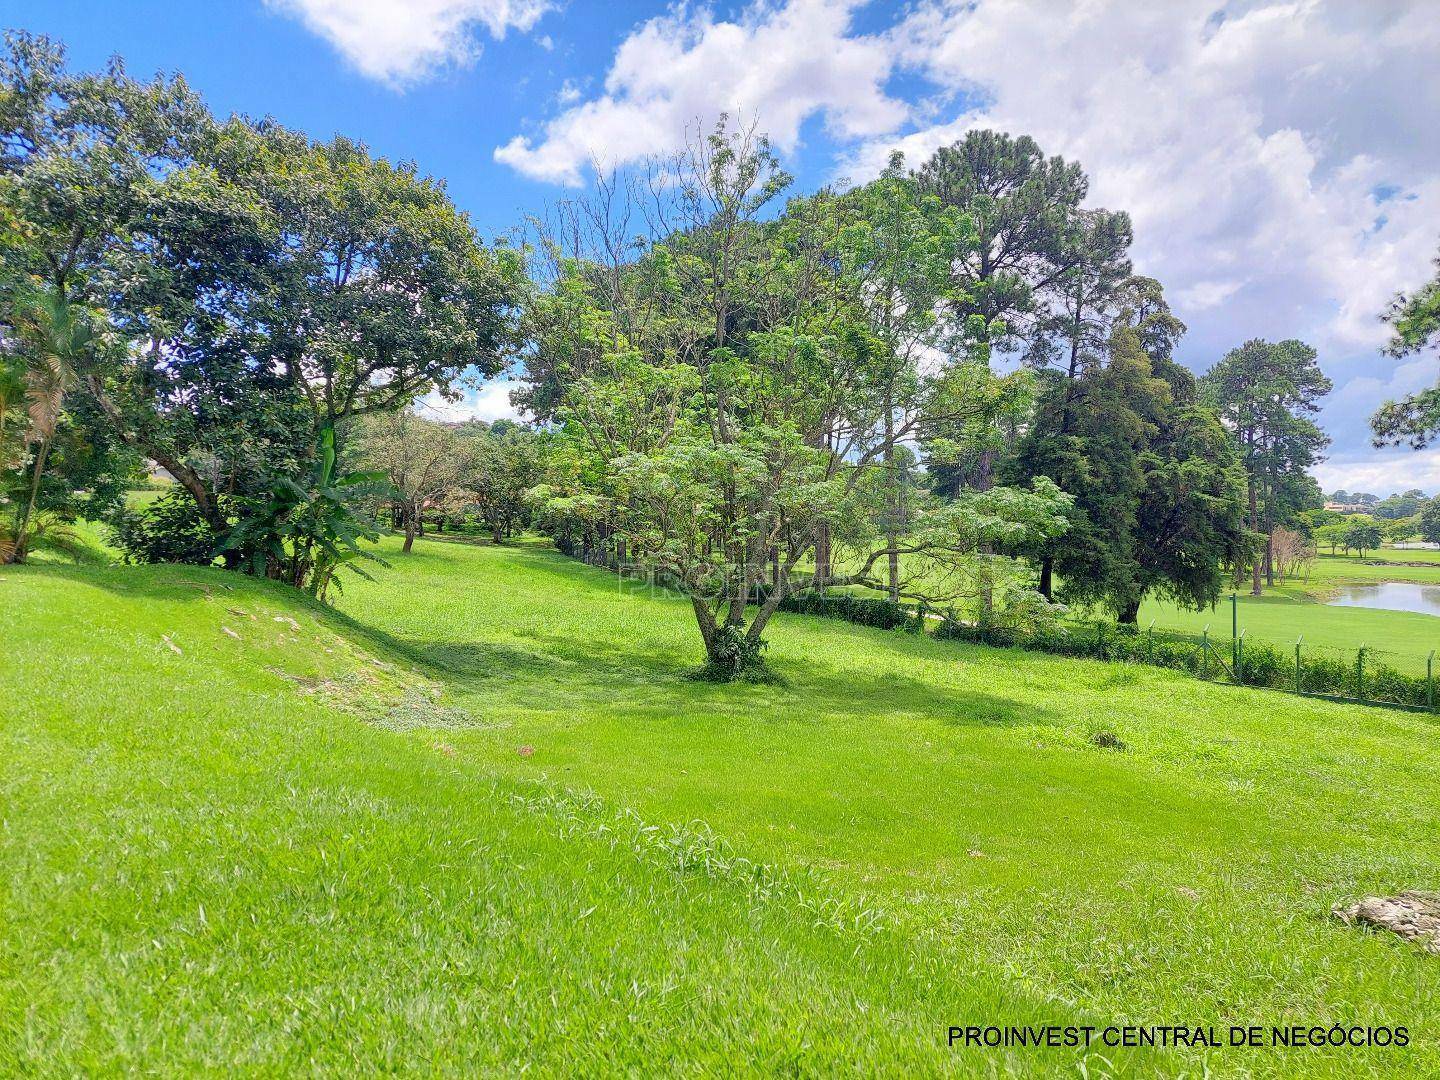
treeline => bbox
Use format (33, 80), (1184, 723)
(2, 32), (1412, 679)
(0, 33), (522, 593)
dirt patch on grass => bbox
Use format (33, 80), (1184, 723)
(269, 662), (495, 732)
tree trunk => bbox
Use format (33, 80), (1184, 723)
(1118, 598), (1141, 625)
(1038, 555), (1054, 601)
(403, 507), (416, 553)
(10, 438), (52, 563)
(83, 374), (229, 538)
(1247, 478), (1262, 597)
(691, 595), (720, 663)
(813, 523), (831, 590)
(883, 386), (899, 603)
(974, 449), (996, 492)
(492, 523), (503, 544)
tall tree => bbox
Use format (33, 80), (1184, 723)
(1202, 339), (1332, 594)
(1126, 363), (1251, 621)
(87, 119), (522, 541)
(912, 130), (1091, 490)
(1, 34), (522, 587)
(1372, 247), (1440, 448)
(524, 121), (1067, 678)
(1009, 328), (1248, 622)
(355, 412), (465, 553)
(830, 154), (968, 599)
(1420, 497), (1440, 544)
(456, 422), (543, 544)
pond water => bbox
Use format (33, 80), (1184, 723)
(1326, 582), (1440, 616)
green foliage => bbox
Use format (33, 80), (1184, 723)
(220, 427), (390, 600)
(454, 421), (544, 542)
(1, 32), (520, 584)
(1202, 337), (1332, 591)
(1342, 520), (1383, 557)
(1011, 327), (1248, 620)
(770, 590), (914, 630)
(110, 488), (222, 565)
(693, 624), (771, 683)
(0, 282), (138, 561)
(1373, 488), (1428, 519)
(1372, 248), (1440, 447)
(1417, 497), (1440, 544)
(354, 412), (467, 551)
(523, 119), (1064, 673)
(912, 130), (1090, 351)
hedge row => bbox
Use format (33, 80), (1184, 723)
(933, 617), (1436, 711)
(769, 589), (920, 631)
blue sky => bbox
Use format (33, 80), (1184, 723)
(6, 0), (1439, 495)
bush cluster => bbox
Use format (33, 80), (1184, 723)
(933, 614), (1435, 710)
(767, 589), (916, 631)
(109, 490), (222, 566)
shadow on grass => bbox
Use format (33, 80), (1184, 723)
(5, 561), (266, 606)
(496, 627), (1061, 729)
(20, 549), (1059, 731)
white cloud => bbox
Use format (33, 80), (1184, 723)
(268, 0), (552, 86)
(490, 0), (1440, 487)
(494, 0), (905, 185)
(418, 380), (522, 423)
(841, 0), (1440, 487)
(1177, 280), (1244, 312)
(850, 0), (1440, 354)
(1312, 449), (1440, 498)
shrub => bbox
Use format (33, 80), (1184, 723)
(1236, 638), (1286, 689)
(1089, 729), (1127, 751)
(934, 611), (1435, 711)
(771, 590), (913, 631)
(109, 490), (220, 565)
(694, 625), (773, 683)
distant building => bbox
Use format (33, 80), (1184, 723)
(144, 459), (175, 483)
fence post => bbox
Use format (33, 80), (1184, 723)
(1429, 650), (1436, 711)
(1235, 630), (1245, 685)
(1146, 619), (1155, 664)
(1230, 592), (1238, 673)
(1356, 645), (1367, 703)
(1294, 636), (1303, 694)
(1201, 625), (1209, 679)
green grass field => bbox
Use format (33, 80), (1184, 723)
(1135, 553), (1440, 675)
(5, 537), (1439, 1076)
(826, 544), (1440, 675)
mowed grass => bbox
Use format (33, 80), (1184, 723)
(334, 538), (1440, 1075)
(1135, 592), (1440, 674)
(0, 562), (1126, 1076)
(1136, 553), (1440, 674)
(821, 545), (1440, 673)
(5, 538), (1440, 1076)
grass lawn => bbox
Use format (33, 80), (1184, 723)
(1305, 551), (1440, 583)
(1135, 591), (1440, 675)
(821, 544), (1440, 674)
(5, 538), (1440, 1075)
(1135, 553), (1440, 675)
